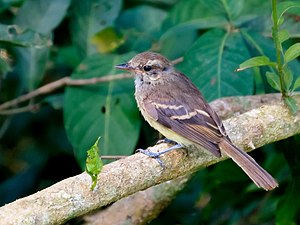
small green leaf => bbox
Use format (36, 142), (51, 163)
(237, 56), (276, 72)
(284, 97), (298, 116)
(284, 43), (300, 64)
(86, 137), (103, 190)
(43, 94), (64, 110)
(278, 30), (290, 44)
(292, 76), (300, 91)
(277, 16), (285, 26)
(283, 67), (293, 90)
(90, 27), (124, 53)
(266, 71), (281, 91)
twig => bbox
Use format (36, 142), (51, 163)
(0, 103), (40, 115)
(0, 73), (133, 111)
(171, 56), (183, 65)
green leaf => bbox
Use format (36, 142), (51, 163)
(160, 17), (228, 43)
(238, 0), (271, 15)
(284, 43), (300, 64)
(43, 94), (64, 110)
(178, 29), (253, 101)
(16, 46), (49, 90)
(283, 67), (293, 90)
(71, 0), (122, 59)
(278, 30), (290, 44)
(64, 53), (141, 169)
(116, 5), (167, 52)
(292, 76), (300, 91)
(91, 27), (124, 53)
(277, 1), (300, 26)
(162, 0), (221, 29)
(15, 0), (71, 35)
(220, 0), (244, 20)
(117, 5), (167, 32)
(237, 56), (276, 72)
(284, 97), (298, 116)
(86, 137), (103, 190)
(161, 0), (228, 42)
(0, 25), (50, 47)
(160, 29), (198, 59)
(159, 0), (260, 59)
(265, 71), (281, 91)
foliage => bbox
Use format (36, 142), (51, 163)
(0, 0), (300, 224)
(85, 137), (103, 190)
(238, 0), (300, 114)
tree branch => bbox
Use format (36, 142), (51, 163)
(84, 175), (191, 225)
(209, 93), (282, 119)
(1, 94), (299, 224)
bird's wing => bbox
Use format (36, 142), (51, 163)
(144, 92), (225, 157)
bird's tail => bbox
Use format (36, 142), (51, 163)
(219, 139), (278, 191)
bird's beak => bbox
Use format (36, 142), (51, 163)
(115, 63), (133, 71)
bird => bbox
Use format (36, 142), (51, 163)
(115, 51), (278, 191)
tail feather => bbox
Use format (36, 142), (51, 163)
(219, 140), (278, 191)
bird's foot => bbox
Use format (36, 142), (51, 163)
(136, 143), (184, 168)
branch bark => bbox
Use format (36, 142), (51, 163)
(0, 94), (299, 225)
(84, 175), (191, 225)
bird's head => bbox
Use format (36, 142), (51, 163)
(115, 52), (173, 82)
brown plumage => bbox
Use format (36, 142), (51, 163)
(116, 51), (278, 191)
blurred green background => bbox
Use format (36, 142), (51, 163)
(0, 0), (300, 224)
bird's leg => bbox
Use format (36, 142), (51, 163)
(136, 143), (184, 167)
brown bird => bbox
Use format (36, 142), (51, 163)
(115, 51), (278, 191)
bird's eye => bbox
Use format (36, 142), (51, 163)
(143, 65), (152, 71)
